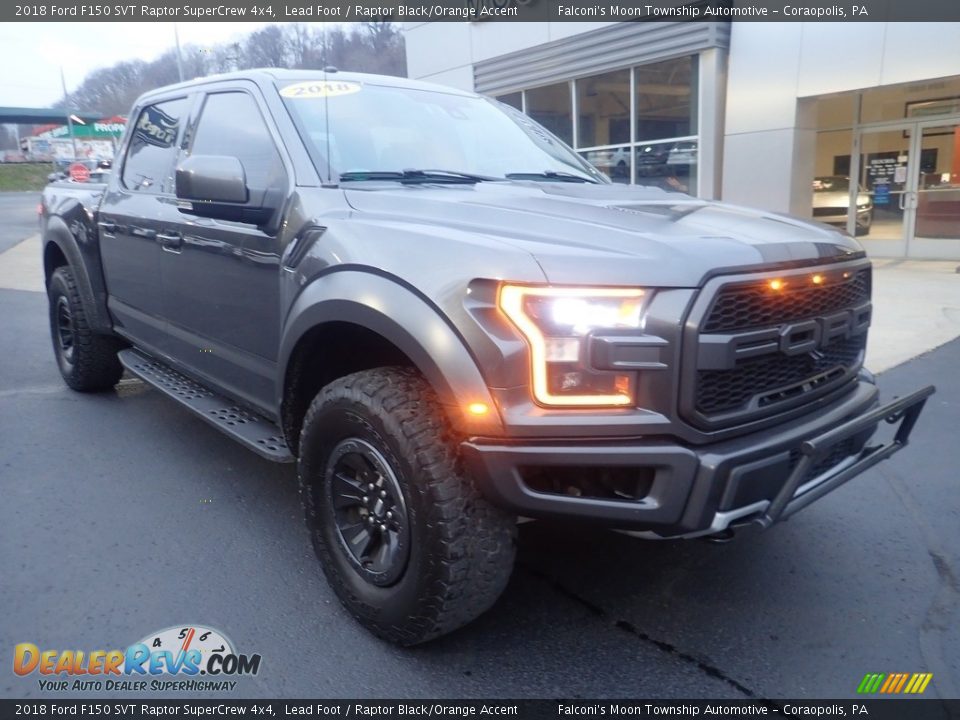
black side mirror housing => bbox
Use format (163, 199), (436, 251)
(175, 155), (273, 225)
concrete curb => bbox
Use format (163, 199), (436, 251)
(0, 233), (43, 293)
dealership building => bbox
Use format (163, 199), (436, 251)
(403, 21), (960, 259)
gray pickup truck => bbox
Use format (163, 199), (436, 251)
(40, 69), (933, 645)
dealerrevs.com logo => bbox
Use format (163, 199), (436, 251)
(13, 625), (261, 692)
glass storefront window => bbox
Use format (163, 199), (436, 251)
(495, 92), (522, 111)
(861, 77), (960, 124)
(636, 56), (698, 142)
(812, 129), (867, 233)
(526, 82), (573, 146)
(580, 145), (631, 184)
(500, 54), (703, 194)
(915, 125), (960, 241)
(576, 69), (630, 149)
(634, 139), (697, 194)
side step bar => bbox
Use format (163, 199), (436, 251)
(118, 348), (294, 463)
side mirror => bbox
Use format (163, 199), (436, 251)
(176, 154), (247, 204)
(175, 155), (273, 225)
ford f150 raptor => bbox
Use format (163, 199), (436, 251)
(40, 69), (934, 645)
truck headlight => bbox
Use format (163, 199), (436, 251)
(498, 284), (646, 407)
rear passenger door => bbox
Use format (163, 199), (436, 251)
(161, 87), (289, 414)
(100, 96), (192, 354)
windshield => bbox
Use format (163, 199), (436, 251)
(813, 176), (851, 193)
(278, 79), (605, 183)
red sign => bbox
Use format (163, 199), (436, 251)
(68, 163), (90, 183)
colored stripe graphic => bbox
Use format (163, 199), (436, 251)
(856, 674), (885, 694)
(894, 673), (910, 693)
(857, 672), (932, 694)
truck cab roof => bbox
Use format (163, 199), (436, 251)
(135, 68), (477, 106)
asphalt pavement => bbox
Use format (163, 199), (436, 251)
(1, 194), (957, 701)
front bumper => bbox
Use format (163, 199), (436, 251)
(462, 382), (934, 538)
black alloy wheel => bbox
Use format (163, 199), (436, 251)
(326, 437), (411, 587)
(54, 295), (76, 364)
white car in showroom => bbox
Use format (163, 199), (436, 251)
(812, 176), (873, 236)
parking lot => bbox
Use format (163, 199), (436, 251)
(1, 192), (957, 700)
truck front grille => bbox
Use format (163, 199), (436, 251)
(696, 335), (866, 415)
(703, 269), (870, 332)
(684, 264), (871, 429)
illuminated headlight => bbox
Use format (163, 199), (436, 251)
(857, 203), (870, 210)
(498, 285), (647, 407)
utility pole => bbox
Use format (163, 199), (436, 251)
(60, 66), (78, 161)
(174, 23), (185, 82)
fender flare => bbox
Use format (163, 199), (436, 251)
(278, 270), (504, 436)
(43, 216), (113, 334)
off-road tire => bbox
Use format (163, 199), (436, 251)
(298, 366), (517, 645)
(48, 266), (123, 392)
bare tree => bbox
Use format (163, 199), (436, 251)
(243, 25), (288, 69)
(285, 24), (319, 69)
(49, 23), (407, 116)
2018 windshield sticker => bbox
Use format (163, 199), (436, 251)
(280, 81), (362, 99)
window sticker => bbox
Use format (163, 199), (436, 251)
(280, 81), (362, 99)
(134, 105), (179, 148)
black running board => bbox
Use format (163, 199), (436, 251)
(118, 348), (294, 463)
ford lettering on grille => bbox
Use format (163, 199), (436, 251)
(684, 267), (872, 428)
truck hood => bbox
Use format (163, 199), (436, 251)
(343, 181), (864, 287)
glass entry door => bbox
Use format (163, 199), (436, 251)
(912, 121), (960, 258)
(852, 127), (912, 257)
(853, 119), (960, 258)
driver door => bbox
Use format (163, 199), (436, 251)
(161, 88), (289, 413)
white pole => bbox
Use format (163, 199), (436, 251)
(60, 66), (78, 161)
(174, 24), (185, 82)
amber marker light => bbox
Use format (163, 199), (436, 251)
(812, 274), (824, 285)
(768, 279), (786, 291)
(466, 402), (490, 416)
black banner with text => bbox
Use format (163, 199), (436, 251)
(6, 0), (960, 22)
(1, 700), (960, 720)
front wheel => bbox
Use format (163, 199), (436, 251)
(48, 266), (123, 392)
(298, 367), (517, 645)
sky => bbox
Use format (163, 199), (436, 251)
(0, 22), (279, 107)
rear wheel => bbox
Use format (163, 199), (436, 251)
(48, 266), (123, 392)
(298, 367), (516, 645)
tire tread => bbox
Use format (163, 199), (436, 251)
(299, 366), (516, 645)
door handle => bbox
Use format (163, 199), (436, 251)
(130, 226), (156, 240)
(99, 220), (117, 234)
(157, 231), (183, 251)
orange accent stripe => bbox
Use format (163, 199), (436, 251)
(180, 627), (196, 653)
(894, 673), (910, 693)
(880, 675), (896, 693)
(885, 673), (899, 693)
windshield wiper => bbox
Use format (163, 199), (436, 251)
(505, 170), (600, 184)
(339, 169), (499, 184)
